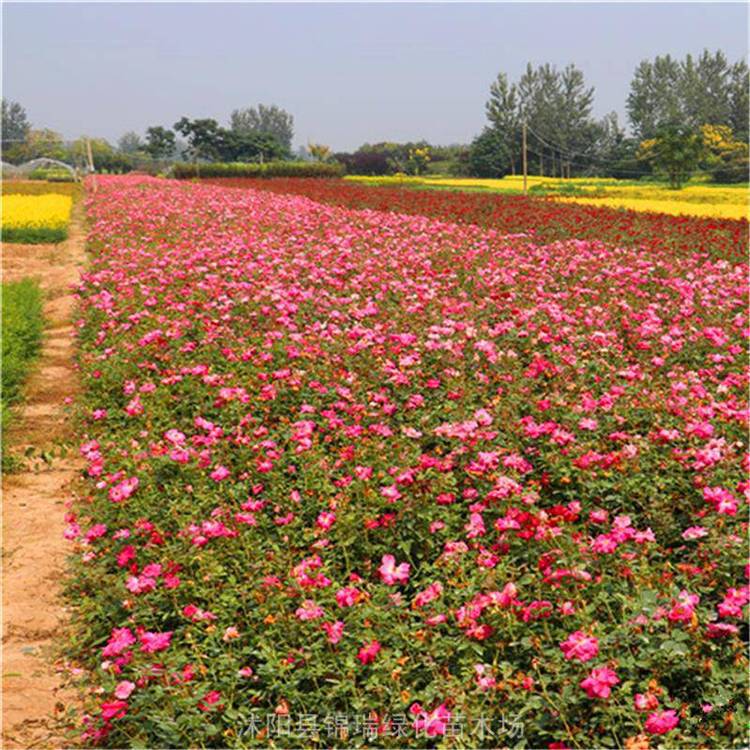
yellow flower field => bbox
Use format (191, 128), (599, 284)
(345, 175), (749, 220)
(1, 193), (73, 243)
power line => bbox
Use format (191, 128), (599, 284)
(523, 145), (650, 176)
(524, 123), (743, 176)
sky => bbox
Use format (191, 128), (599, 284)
(2, 2), (748, 151)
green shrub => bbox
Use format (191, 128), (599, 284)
(2, 226), (68, 243)
(1, 278), (44, 465)
(28, 167), (76, 182)
(172, 161), (343, 180)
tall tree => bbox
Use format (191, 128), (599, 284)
(681, 50), (731, 128)
(118, 131), (144, 154)
(638, 125), (705, 188)
(485, 73), (520, 173)
(468, 128), (510, 178)
(727, 60), (749, 141)
(4, 128), (66, 163)
(174, 118), (224, 161)
(627, 50), (745, 139)
(1, 99), (30, 155)
(230, 104), (294, 150)
(626, 55), (683, 139)
(516, 62), (596, 176)
(145, 126), (176, 159)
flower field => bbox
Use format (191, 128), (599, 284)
(343, 176), (749, 220)
(68, 175), (748, 748)
(207, 178), (748, 262)
(1, 192), (73, 243)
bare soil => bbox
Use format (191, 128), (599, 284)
(2, 205), (87, 748)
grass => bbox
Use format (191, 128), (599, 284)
(345, 174), (749, 219)
(2, 279), (44, 468)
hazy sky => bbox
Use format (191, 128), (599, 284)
(3, 2), (747, 150)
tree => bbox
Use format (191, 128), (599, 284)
(486, 73), (521, 173)
(118, 131), (144, 154)
(224, 131), (286, 162)
(627, 50), (746, 140)
(2, 99), (30, 156)
(485, 62), (599, 178)
(467, 128), (510, 178)
(333, 150), (390, 176)
(4, 128), (66, 163)
(701, 124), (748, 184)
(68, 137), (132, 173)
(308, 142), (332, 162)
(406, 146), (431, 176)
(727, 60), (749, 142)
(680, 51), (732, 129)
(173, 118), (225, 161)
(637, 126), (705, 188)
(230, 104), (294, 150)
(627, 55), (683, 139)
(145, 126), (176, 159)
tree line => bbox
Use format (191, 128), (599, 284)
(0, 103), (297, 171)
(2, 49), (747, 184)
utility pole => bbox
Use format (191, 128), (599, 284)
(522, 122), (528, 195)
(86, 137), (95, 172)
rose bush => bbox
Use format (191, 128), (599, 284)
(66, 175), (748, 748)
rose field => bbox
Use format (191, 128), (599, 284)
(60, 175), (748, 748)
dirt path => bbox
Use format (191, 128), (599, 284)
(2, 203), (87, 749)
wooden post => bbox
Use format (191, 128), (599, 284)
(522, 122), (527, 195)
(86, 137), (97, 192)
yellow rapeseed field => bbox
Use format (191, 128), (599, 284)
(1, 193), (73, 242)
(346, 175), (749, 220)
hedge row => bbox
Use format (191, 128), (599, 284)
(2, 226), (69, 243)
(172, 161), (344, 180)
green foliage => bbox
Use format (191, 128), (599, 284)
(68, 137), (134, 173)
(27, 167), (76, 182)
(117, 131), (145, 154)
(701, 125), (749, 184)
(1, 279), (44, 466)
(145, 127), (176, 160)
(2, 225), (68, 243)
(3, 128), (67, 164)
(230, 104), (294, 151)
(173, 118), (289, 163)
(467, 128), (510, 177)
(638, 126), (706, 189)
(482, 63), (626, 178)
(627, 50), (749, 140)
(172, 161), (344, 179)
(711, 149), (749, 184)
(1, 98), (30, 154)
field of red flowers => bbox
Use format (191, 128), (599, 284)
(205, 178), (749, 262)
(68, 175), (748, 748)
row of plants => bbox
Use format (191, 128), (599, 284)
(67, 175), (747, 748)
(1, 180), (82, 197)
(339, 175), (748, 220)
(172, 161), (343, 180)
(1, 192), (73, 243)
(1, 278), (44, 469)
(205, 178), (748, 262)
